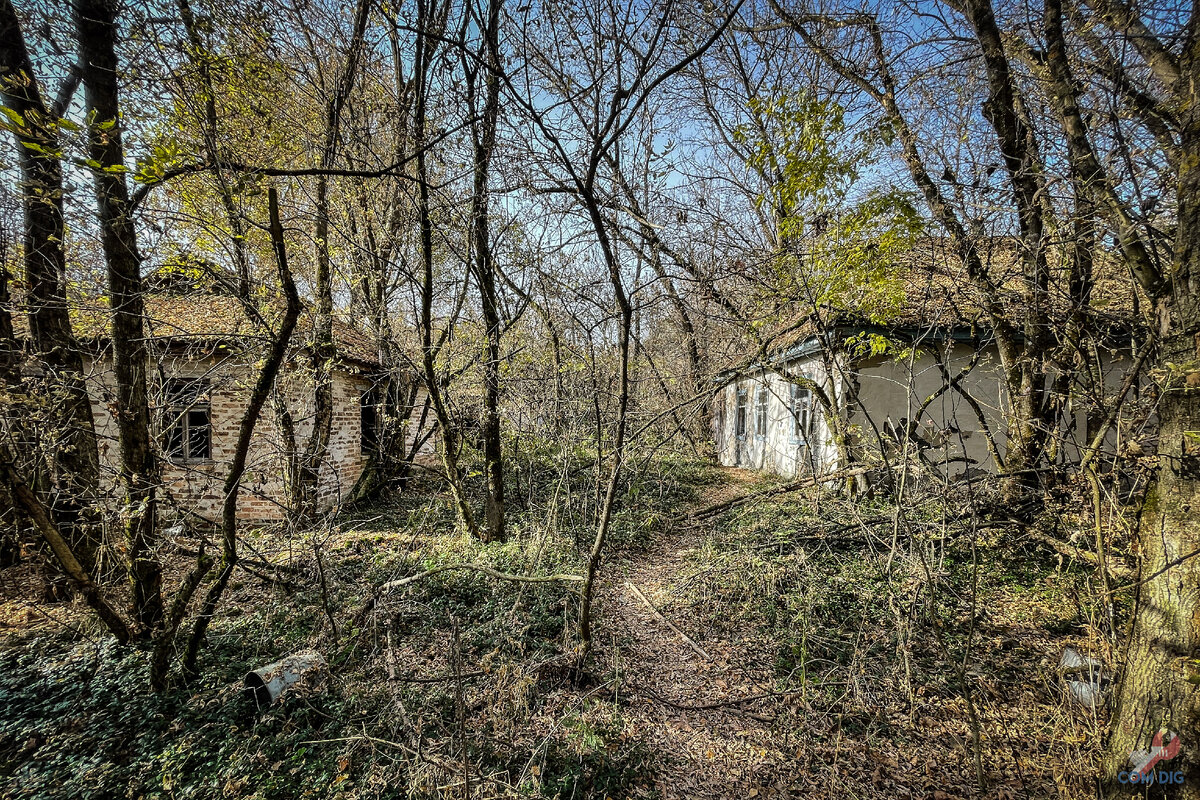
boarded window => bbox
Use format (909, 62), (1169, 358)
(790, 383), (812, 444)
(755, 384), (768, 438)
(735, 386), (747, 437)
(162, 379), (210, 462)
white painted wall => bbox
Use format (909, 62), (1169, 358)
(713, 339), (1137, 479)
(712, 354), (841, 477)
(850, 341), (1008, 477)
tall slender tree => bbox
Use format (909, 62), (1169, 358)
(0, 0), (101, 570)
(463, 0), (506, 542)
(74, 0), (164, 631)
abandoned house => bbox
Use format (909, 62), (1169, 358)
(712, 242), (1143, 479)
(49, 283), (433, 524)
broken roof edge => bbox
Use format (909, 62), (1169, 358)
(9, 292), (385, 370)
(712, 317), (1141, 390)
(711, 323), (1010, 388)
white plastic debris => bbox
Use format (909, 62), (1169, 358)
(1059, 647), (1102, 673)
(1066, 678), (1103, 708)
(244, 650), (328, 707)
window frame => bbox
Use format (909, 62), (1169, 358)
(789, 382), (812, 445)
(735, 385), (748, 439)
(754, 383), (768, 439)
(161, 378), (211, 464)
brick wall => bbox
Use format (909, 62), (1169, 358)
(84, 354), (379, 524)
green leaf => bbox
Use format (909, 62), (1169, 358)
(21, 141), (47, 153)
(0, 106), (24, 127)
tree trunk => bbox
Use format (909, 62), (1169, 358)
(0, 258), (16, 387)
(467, 0), (506, 542)
(293, 0), (372, 521)
(182, 185), (302, 679)
(1104, 86), (1200, 791)
(0, 0), (102, 570)
(1103, 351), (1200, 792)
(1, 446), (131, 642)
(403, 0), (483, 539)
(75, 0), (163, 631)
(961, 0), (1055, 500)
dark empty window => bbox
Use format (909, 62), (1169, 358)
(755, 384), (768, 438)
(162, 379), (210, 462)
(735, 386), (748, 438)
(361, 386), (381, 453)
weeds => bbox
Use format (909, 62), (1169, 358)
(0, 451), (1134, 798)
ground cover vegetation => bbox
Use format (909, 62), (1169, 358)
(0, 451), (1137, 798)
(0, 0), (1196, 797)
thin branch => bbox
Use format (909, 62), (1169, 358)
(377, 563), (584, 593)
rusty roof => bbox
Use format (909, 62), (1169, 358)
(13, 292), (381, 368)
(758, 237), (1142, 356)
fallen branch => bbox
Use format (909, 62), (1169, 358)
(1112, 545), (1200, 594)
(636, 682), (823, 710)
(172, 545), (296, 580)
(692, 466), (873, 520)
(378, 564), (584, 592)
(345, 564), (585, 643)
(1025, 530), (1134, 577)
(389, 670), (486, 683)
(626, 581), (711, 661)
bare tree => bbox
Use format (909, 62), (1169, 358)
(507, 0), (744, 655)
(75, 0), (164, 631)
(0, 0), (102, 571)
(462, 0), (507, 542)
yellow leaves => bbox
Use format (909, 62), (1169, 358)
(21, 140), (59, 156)
(0, 105), (25, 127)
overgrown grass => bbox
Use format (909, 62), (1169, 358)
(1, 444), (1127, 798)
(0, 441), (710, 799)
(669, 480), (1130, 794)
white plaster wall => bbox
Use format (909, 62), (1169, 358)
(713, 354), (840, 477)
(850, 341), (1009, 477)
(1053, 347), (1141, 464)
(714, 340), (1139, 480)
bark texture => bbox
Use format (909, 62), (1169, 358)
(0, 0), (101, 569)
(466, 0), (506, 542)
(1094, 7), (1200, 791)
(75, 0), (164, 630)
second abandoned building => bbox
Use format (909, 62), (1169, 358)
(712, 242), (1142, 479)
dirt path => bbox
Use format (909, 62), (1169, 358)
(598, 469), (827, 799)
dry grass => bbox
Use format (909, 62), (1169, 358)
(0, 462), (1129, 799)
